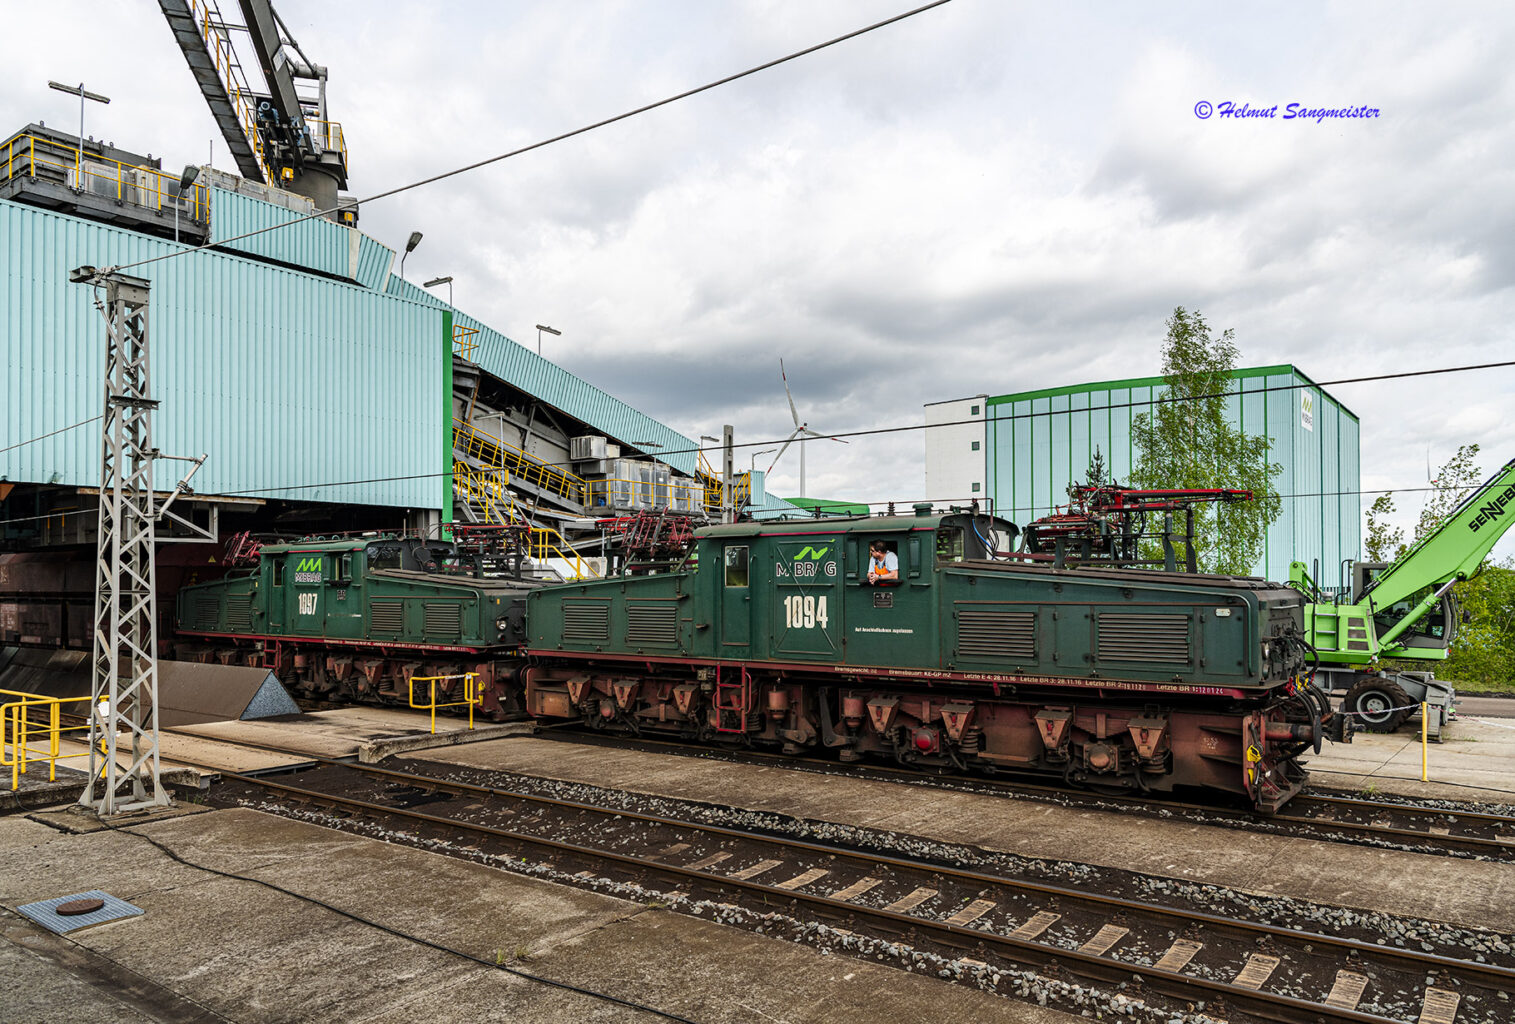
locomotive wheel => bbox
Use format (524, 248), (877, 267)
(1344, 677), (1412, 733)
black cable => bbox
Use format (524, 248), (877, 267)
(101, 1), (954, 277)
(3, 358), (1508, 529)
(96, 817), (705, 1024)
(0, 415), (104, 455)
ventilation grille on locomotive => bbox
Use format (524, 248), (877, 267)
(371, 599), (404, 633)
(194, 594), (221, 630)
(225, 595), (253, 631)
(423, 602), (461, 636)
(1097, 612), (1190, 663)
(563, 602), (611, 643)
(956, 608), (1036, 659)
(626, 603), (678, 645)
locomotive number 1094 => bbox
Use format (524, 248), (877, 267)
(782, 594), (830, 629)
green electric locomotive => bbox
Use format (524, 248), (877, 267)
(524, 507), (1338, 812)
(175, 535), (537, 715)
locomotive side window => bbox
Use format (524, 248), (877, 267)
(724, 546), (749, 588)
(865, 541), (900, 585)
(335, 553), (353, 582)
(936, 528), (965, 563)
(272, 560), (284, 586)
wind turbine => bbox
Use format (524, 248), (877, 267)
(767, 359), (847, 499)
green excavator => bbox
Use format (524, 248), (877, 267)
(1290, 457), (1515, 737)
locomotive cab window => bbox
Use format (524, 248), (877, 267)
(334, 553), (353, 583)
(936, 528), (965, 563)
(864, 540), (900, 585)
(724, 546), (749, 588)
(366, 543), (403, 570)
(272, 560), (284, 586)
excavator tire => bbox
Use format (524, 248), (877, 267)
(1344, 676), (1413, 733)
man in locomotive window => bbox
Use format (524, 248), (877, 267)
(867, 539), (899, 584)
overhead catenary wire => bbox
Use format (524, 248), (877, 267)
(1, 358), (1512, 529)
(97, 0), (955, 277)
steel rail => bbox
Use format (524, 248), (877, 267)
(539, 729), (1515, 855)
(224, 760), (1515, 1010)
(230, 771), (1415, 1024)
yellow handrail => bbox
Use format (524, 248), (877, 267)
(408, 674), (480, 734)
(2, 689), (92, 791)
(453, 420), (588, 505)
(1, 133), (211, 221)
(450, 461), (601, 580)
(454, 324), (479, 360)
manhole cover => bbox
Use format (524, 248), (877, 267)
(56, 898), (106, 916)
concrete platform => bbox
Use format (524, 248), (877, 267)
(419, 729), (1515, 935)
(0, 807), (1080, 1024)
(166, 707), (527, 764)
(1307, 714), (1515, 802)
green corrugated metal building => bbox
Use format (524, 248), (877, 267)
(924, 366), (1360, 582)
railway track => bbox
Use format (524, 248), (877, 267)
(211, 758), (1514, 1024)
(534, 728), (1515, 861)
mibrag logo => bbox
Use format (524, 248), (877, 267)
(795, 546), (830, 560)
(293, 556), (323, 584)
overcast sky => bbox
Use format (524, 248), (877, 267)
(7, 1), (1513, 560)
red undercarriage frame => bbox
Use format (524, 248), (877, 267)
(176, 629), (1316, 813)
(522, 656), (1315, 814)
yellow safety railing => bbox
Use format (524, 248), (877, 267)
(408, 673), (480, 734)
(453, 461), (513, 524)
(1, 133), (211, 222)
(454, 324), (480, 360)
(454, 420), (589, 506)
(2, 690), (91, 791)
(528, 528), (601, 580)
(186, 0), (271, 180)
(307, 119), (348, 169)
(450, 461), (601, 580)
(694, 449), (751, 515)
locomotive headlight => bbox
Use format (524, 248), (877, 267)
(495, 616), (509, 631)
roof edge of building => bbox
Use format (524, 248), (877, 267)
(982, 364), (1359, 422)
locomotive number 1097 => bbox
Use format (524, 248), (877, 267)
(783, 594), (830, 629)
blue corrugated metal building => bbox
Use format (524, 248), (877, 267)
(924, 366), (1361, 582)
(1, 183), (714, 523)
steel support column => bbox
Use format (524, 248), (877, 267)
(74, 266), (171, 814)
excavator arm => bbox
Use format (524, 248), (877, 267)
(1298, 457), (1515, 666)
(1359, 457), (1515, 611)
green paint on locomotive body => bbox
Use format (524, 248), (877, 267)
(175, 536), (533, 650)
(528, 512), (1299, 693)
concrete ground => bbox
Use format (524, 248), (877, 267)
(1, 805), (1079, 1024)
(7, 706), (1510, 1023)
(1307, 711), (1515, 801)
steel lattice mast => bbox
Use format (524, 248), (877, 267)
(74, 266), (171, 814)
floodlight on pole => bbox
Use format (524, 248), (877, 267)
(750, 448), (777, 472)
(535, 323), (561, 356)
(422, 275), (453, 305)
(400, 231), (422, 279)
(174, 165), (199, 244)
(48, 80), (110, 183)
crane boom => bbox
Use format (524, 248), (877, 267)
(159, 0), (349, 211)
